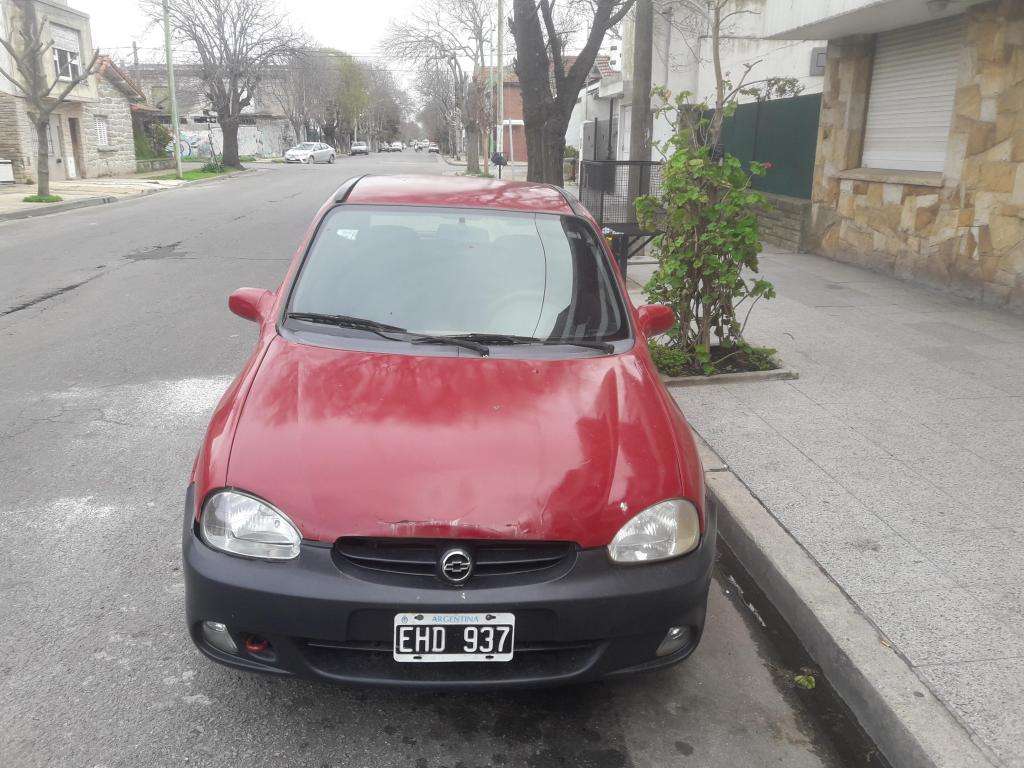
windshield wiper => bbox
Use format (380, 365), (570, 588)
(287, 312), (407, 333)
(288, 313), (488, 356)
(408, 335), (489, 356)
(447, 333), (615, 354)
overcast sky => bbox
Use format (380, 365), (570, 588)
(72, 0), (426, 79)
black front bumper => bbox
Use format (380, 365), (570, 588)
(182, 488), (716, 689)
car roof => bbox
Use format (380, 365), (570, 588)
(340, 174), (575, 215)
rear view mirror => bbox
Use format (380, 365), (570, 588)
(636, 304), (675, 336)
(228, 287), (273, 323)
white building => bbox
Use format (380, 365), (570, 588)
(613, 0), (827, 154)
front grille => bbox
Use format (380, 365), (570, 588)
(334, 537), (576, 583)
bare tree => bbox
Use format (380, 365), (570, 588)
(509, 0), (636, 184)
(0, 0), (100, 196)
(360, 62), (408, 149)
(266, 48), (318, 145)
(416, 62), (461, 154)
(385, 0), (493, 173)
(142, 0), (299, 167)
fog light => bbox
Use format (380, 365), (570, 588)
(202, 620), (238, 654)
(656, 626), (691, 657)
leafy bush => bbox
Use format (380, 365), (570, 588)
(649, 339), (776, 377)
(200, 161), (226, 173)
(636, 87), (776, 376)
(22, 194), (63, 203)
(134, 133), (157, 160)
(563, 145), (579, 160)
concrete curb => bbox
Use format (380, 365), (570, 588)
(0, 195), (118, 222)
(697, 436), (997, 768)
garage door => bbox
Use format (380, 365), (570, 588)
(861, 15), (965, 173)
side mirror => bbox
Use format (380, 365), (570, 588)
(228, 287), (273, 323)
(636, 304), (675, 336)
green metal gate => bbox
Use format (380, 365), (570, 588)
(718, 93), (821, 200)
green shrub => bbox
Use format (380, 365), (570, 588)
(134, 133), (157, 160)
(200, 161), (226, 173)
(636, 87), (776, 376)
(22, 194), (63, 203)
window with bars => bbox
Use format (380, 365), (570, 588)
(95, 115), (109, 147)
(50, 24), (81, 81)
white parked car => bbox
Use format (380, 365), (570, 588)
(390, 141), (404, 152)
(350, 141), (369, 156)
(284, 142), (335, 164)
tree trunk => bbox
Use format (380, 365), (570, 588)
(221, 118), (241, 167)
(524, 110), (567, 186)
(34, 119), (50, 197)
(465, 120), (480, 174)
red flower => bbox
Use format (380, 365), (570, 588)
(762, 161), (774, 169)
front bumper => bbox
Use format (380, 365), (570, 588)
(182, 487), (716, 689)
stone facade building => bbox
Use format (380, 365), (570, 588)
(771, 0), (1024, 312)
(81, 57), (145, 177)
(0, 0), (141, 183)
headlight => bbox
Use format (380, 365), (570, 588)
(607, 499), (701, 563)
(199, 490), (301, 560)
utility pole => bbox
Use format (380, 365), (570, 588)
(496, 0), (504, 159)
(629, 0), (653, 165)
(162, 0), (182, 179)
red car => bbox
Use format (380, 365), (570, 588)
(184, 174), (714, 688)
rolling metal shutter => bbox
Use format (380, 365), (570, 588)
(861, 15), (964, 173)
(49, 24), (81, 55)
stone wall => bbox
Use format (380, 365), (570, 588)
(83, 76), (137, 178)
(759, 193), (812, 252)
(807, 0), (1024, 312)
(0, 93), (32, 183)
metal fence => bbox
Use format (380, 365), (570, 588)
(718, 93), (821, 199)
(579, 160), (663, 233)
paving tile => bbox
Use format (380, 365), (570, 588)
(913, 528), (1024, 588)
(769, 491), (896, 544)
(855, 588), (1024, 666)
(918, 660), (1024, 768)
(800, 534), (957, 599)
(677, 247), (1024, 763)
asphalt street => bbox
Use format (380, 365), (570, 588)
(1, 152), (869, 767)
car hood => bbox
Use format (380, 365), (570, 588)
(225, 337), (693, 547)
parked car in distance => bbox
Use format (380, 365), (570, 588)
(350, 141), (368, 155)
(184, 174), (713, 689)
(284, 142), (335, 164)
(428, 143), (440, 153)
(390, 141), (404, 152)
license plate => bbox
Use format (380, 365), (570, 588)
(393, 612), (515, 662)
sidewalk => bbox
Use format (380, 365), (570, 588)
(630, 248), (1024, 766)
(0, 176), (186, 221)
(437, 154), (529, 181)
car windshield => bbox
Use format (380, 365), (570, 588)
(295, 143), (316, 150)
(288, 206), (628, 343)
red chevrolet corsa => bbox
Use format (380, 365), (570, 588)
(184, 174), (714, 687)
